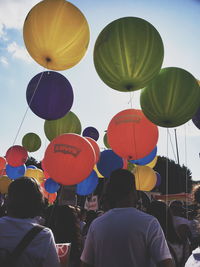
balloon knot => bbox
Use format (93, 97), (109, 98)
(125, 84), (133, 91)
(45, 57), (52, 62)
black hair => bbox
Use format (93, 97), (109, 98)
(104, 169), (136, 209)
(45, 204), (82, 260)
(7, 176), (44, 218)
(147, 200), (182, 244)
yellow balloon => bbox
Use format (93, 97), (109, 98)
(133, 165), (157, 191)
(23, 0), (90, 70)
(0, 176), (12, 194)
(94, 165), (104, 178)
(146, 156), (158, 168)
(25, 169), (45, 184)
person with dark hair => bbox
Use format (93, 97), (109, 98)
(45, 204), (82, 267)
(169, 200), (192, 242)
(82, 210), (97, 239)
(81, 169), (173, 267)
(147, 200), (191, 266)
(0, 176), (60, 267)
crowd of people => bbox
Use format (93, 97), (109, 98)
(0, 170), (200, 266)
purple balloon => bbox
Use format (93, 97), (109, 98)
(192, 107), (200, 130)
(82, 127), (99, 141)
(26, 71), (74, 120)
(155, 172), (161, 187)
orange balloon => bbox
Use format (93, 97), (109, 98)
(42, 188), (57, 204)
(0, 157), (6, 170)
(107, 109), (158, 160)
(43, 133), (96, 185)
(85, 137), (100, 163)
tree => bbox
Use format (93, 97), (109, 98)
(154, 156), (192, 194)
(25, 156), (42, 169)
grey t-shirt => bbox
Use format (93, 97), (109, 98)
(81, 207), (172, 267)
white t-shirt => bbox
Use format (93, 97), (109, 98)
(185, 247), (200, 266)
(81, 207), (171, 267)
(0, 216), (60, 267)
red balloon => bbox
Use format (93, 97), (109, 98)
(0, 157), (6, 170)
(85, 137), (100, 163)
(6, 145), (28, 167)
(107, 109), (158, 160)
(43, 134), (96, 185)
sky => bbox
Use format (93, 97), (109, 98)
(0, 0), (200, 180)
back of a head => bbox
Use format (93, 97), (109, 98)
(7, 176), (44, 219)
(105, 169), (136, 205)
(169, 200), (184, 215)
(148, 200), (182, 244)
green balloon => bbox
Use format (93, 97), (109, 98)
(44, 111), (82, 141)
(22, 132), (41, 152)
(103, 133), (110, 148)
(94, 17), (164, 92)
(140, 67), (200, 127)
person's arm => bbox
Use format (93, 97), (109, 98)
(157, 258), (174, 267)
(147, 218), (173, 265)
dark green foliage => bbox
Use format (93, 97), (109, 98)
(154, 156), (192, 194)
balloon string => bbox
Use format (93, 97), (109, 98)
(128, 92), (143, 209)
(166, 128), (169, 240)
(12, 70), (45, 146)
(184, 124), (188, 219)
(168, 129), (177, 162)
(128, 92), (133, 108)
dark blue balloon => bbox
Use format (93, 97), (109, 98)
(192, 107), (200, 130)
(129, 146), (157, 165)
(6, 164), (26, 180)
(97, 149), (123, 178)
(76, 170), (98, 196)
(44, 178), (60, 193)
(27, 165), (37, 169)
(26, 71), (74, 120)
(82, 127), (99, 141)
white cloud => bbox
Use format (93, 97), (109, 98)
(0, 56), (8, 66)
(7, 41), (32, 63)
(0, 0), (38, 37)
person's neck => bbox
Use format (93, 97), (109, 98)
(114, 199), (136, 208)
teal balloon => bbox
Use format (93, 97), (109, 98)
(140, 67), (200, 127)
(44, 111), (82, 141)
(22, 132), (41, 152)
(94, 17), (164, 92)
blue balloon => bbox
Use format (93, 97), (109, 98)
(76, 170), (98, 196)
(44, 178), (60, 193)
(129, 146), (157, 165)
(6, 164), (26, 180)
(97, 149), (123, 178)
(27, 165), (37, 169)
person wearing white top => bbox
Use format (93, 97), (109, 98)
(81, 169), (174, 267)
(0, 177), (60, 267)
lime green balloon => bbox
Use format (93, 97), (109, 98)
(22, 132), (41, 152)
(140, 67), (200, 127)
(103, 133), (110, 148)
(44, 111), (82, 141)
(94, 17), (164, 92)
